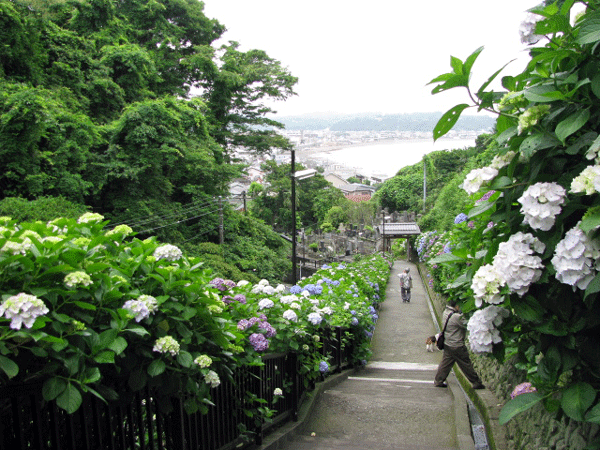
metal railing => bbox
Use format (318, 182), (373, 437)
(0, 327), (353, 450)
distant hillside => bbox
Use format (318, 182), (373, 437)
(274, 112), (495, 132)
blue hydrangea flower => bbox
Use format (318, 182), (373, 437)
(454, 213), (468, 224)
(351, 317), (359, 326)
(289, 285), (302, 294)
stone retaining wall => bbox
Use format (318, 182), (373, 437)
(417, 263), (600, 450)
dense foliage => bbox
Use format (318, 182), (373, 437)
(425, 0), (600, 427)
(0, 0), (299, 281)
(0, 213), (389, 418)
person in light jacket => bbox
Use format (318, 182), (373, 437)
(434, 299), (485, 389)
(398, 268), (413, 303)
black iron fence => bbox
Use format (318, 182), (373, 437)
(0, 327), (353, 450)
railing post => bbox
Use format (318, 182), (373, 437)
(335, 327), (343, 373)
(287, 352), (299, 421)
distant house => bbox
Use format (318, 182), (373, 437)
(247, 165), (265, 183)
(324, 172), (348, 188)
(228, 180), (251, 211)
(339, 183), (376, 201)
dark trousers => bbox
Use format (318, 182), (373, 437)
(401, 287), (411, 301)
(434, 345), (482, 386)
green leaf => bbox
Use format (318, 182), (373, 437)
(74, 301), (96, 311)
(98, 329), (118, 349)
(83, 367), (102, 384)
(561, 382), (596, 421)
(56, 383), (83, 414)
(496, 126), (517, 145)
(519, 133), (560, 159)
(463, 46), (484, 76)
(124, 325), (150, 336)
(0, 355), (19, 379)
(428, 253), (465, 264)
(177, 350), (193, 368)
(489, 176), (513, 190)
(43, 377), (67, 401)
(585, 273), (600, 301)
(148, 359), (166, 377)
(477, 61), (513, 100)
(94, 351), (115, 364)
(85, 262), (111, 273)
(581, 211), (600, 234)
(535, 14), (571, 35)
(450, 56), (464, 75)
(524, 85), (565, 102)
(60, 249), (87, 267)
(499, 392), (544, 425)
(433, 104), (470, 141)
(577, 11), (600, 45)
(447, 273), (470, 289)
(108, 336), (128, 355)
(585, 402), (600, 423)
(555, 109), (590, 144)
(512, 296), (545, 322)
(468, 201), (496, 218)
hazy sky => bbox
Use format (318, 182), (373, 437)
(202, 0), (543, 117)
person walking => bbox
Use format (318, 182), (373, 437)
(398, 268), (413, 303)
(434, 299), (485, 389)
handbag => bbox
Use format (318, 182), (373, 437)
(436, 311), (455, 350)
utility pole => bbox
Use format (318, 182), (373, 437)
(242, 191), (247, 214)
(423, 157), (427, 213)
(291, 149), (297, 285)
(218, 196), (224, 245)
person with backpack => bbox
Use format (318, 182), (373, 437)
(434, 299), (485, 389)
(398, 268), (413, 303)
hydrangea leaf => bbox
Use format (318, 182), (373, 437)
(148, 359), (166, 377)
(585, 403), (600, 423)
(499, 392), (543, 425)
(561, 382), (596, 421)
(576, 11), (600, 45)
(0, 355), (19, 379)
(555, 109), (590, 144)
(433, 104), (471, 141)
(56, 383), (83, 414)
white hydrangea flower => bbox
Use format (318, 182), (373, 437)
(123, 295), (158, 322)
(571, 165), (600, 195)
(279, 295), (298, 305)
(307, 312), (322, 325)
(0, 293), (49, 330)
(461, 167), (499, 195)
(64, 271), (93, 289)
(194, 354), (212, 368)
(77, 212), (105, 224)
(273, 387), (283, 396)
(551, 224), (600, 290)
(153, 336), (180, 356)
(283, 309), (298, 322)
(467, 305), (510, 353)
(204, 370), (220, 388)
(471, 264), (506, 307)
(490, 151), (516, 170)
(274, 284), (286, 293)
(153, 244), (182, 262)
(258, 279), (270, 286)
(237, 280), (250, 287)
(493, 232), (545, 296)
(518, 182), (566, 231)
(262, 285), (275, 295)
(344, 302), (351, 310)
(258, 298), (274, 310)
(290, 302), (301, 310)
(1, 239), (32, 255)
(320, 306), (333, 315)
(519, 12), (544, 44)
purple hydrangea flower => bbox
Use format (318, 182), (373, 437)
(259, 321), (277, 338)
(249, 333), (269, 352)
(222, 295), (234, 304)
(319, 361), (329, 374)
(510, 382), (536, 399)
(234, 294), (247, 304)
(237, 319), (250, 330)
(351, 317), (359, 326)
(210, 278), (227, 291)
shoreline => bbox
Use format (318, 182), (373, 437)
(294, 137), (475, 156)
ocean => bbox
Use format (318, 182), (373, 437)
(301, 138), (476, 179)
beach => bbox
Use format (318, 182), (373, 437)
(297, 138), (476, 179)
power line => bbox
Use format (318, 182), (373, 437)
(137, 208), (219, 234)
(111, 199), (218, 230)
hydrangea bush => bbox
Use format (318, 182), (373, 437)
(427, 1), (600, 426)
(0, 214), (390, 415)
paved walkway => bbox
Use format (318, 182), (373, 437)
(260, 260), (477, 450)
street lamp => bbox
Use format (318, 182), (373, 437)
(291, 149), (316, 285)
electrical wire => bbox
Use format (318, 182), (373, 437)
(137, 208), (219, 234)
